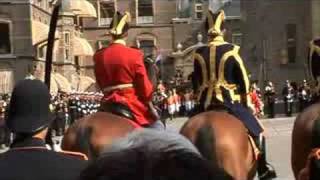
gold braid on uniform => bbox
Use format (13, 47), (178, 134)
(309, 40), (320, 81)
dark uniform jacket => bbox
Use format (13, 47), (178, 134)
(193, 36), (250, 109)
(192, 36), (263, 136)
(0, 138), (87, 180)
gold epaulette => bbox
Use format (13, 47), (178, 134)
(60, 150), (89, 160)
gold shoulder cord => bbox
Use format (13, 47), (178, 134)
(213, 46), (242, 105)
(193, 52), (208, 102)
(233, 47), (250, 106)
(204, 46), (217, 109)
(309, 41), (320, 81)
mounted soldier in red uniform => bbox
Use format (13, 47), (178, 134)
(94, 11), (162, 129)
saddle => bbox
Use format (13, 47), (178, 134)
(206, 103), (237, 116)
(99, 102), (135, 120)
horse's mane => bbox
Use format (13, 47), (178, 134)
(102, 129), (200, 155)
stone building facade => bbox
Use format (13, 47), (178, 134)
(82, 0), (242, 83)
(6, 0), (313, 95)
(241, 0), (314, 91)
(0, 0), (97, 94)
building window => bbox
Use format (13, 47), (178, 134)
(0, 70), (13, 94)
(64, 31), (71, 61)
(139, 40), (155, 58)
(177, 0), (191, 18)
(64, 32), (70, 46)
(38, 45), (46, 59)
(74, 56), (80, 68)
(194, 3), (203, 20)
(97, 40), (110, 49)
(65, 49), (70, 60)
(286, 24), (297, 63)
(99, 0), (116, 26)
(36, 0), (42, 7)
(137, 0), (154, 24)
(232, 33), (242, 46)
(0, 22), (11, 54)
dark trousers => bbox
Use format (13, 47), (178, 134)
(299, 99), (308, 112)
(284, 101), (293, 117)
(0, 125), (10, 146)
(69, 109), (76, 124)
(226, 102), (263, 137)
(267, 101), (275, 118)
(53, 113), (66, 136)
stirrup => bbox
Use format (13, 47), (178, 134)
(258, 163), (277, 180)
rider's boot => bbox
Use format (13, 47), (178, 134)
(255, 134), (277, 180)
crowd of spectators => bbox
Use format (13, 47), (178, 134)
(250, 79), (313, 118)
(0, 91), (103, 149)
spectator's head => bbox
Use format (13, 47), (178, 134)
(6, 79), (52, 140)
(173, 88), (177, 93)
(80, 129), (232, 180)
(286, 80), (290, 85)
(303, 79), (308, 86)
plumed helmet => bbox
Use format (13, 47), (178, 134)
(309, 39), (320, 81)
(109, 11), (131, 36)
(206, 9), (226, 36)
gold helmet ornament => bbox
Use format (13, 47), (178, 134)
(110, 11), (131, 36)
(206, 9), (226, 36)
(309, 39), (320, 81)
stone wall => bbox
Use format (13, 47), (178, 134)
(241, 0), (311, 91)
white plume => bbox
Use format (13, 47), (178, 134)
(209, 0), (233, 13)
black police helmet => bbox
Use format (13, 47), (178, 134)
(6, 79), (53, 134)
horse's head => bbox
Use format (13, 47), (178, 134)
(144, 56), (159, 89)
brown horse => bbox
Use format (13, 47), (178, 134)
(61, 58), (159, 159)
(61, 112), (137, 159)
(180, 110), (257, 180)
(291, 102), (320, 178)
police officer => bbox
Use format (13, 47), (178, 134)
(0, 79), (87, 180)
(282, 80), (294, 117)
(264, 81), (276, 118)
(192, 9), (276, 179)
(68, 93), (77, 124)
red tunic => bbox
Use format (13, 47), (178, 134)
(94, 42), (154, 126)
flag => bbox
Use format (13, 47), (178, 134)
(155, 53), (163, 65)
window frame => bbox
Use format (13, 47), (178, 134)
(136, 0), (155, 24)
(286, 23), (297, 63)
(98, 0), (117, 27)
(232, 33), (243, 46)
(37, 44), (47, 60)
(0, 19), (13, 56)
(194, 3), (203, 20)
(64, 31), (71, 61)
(137, 37), (157, 58)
